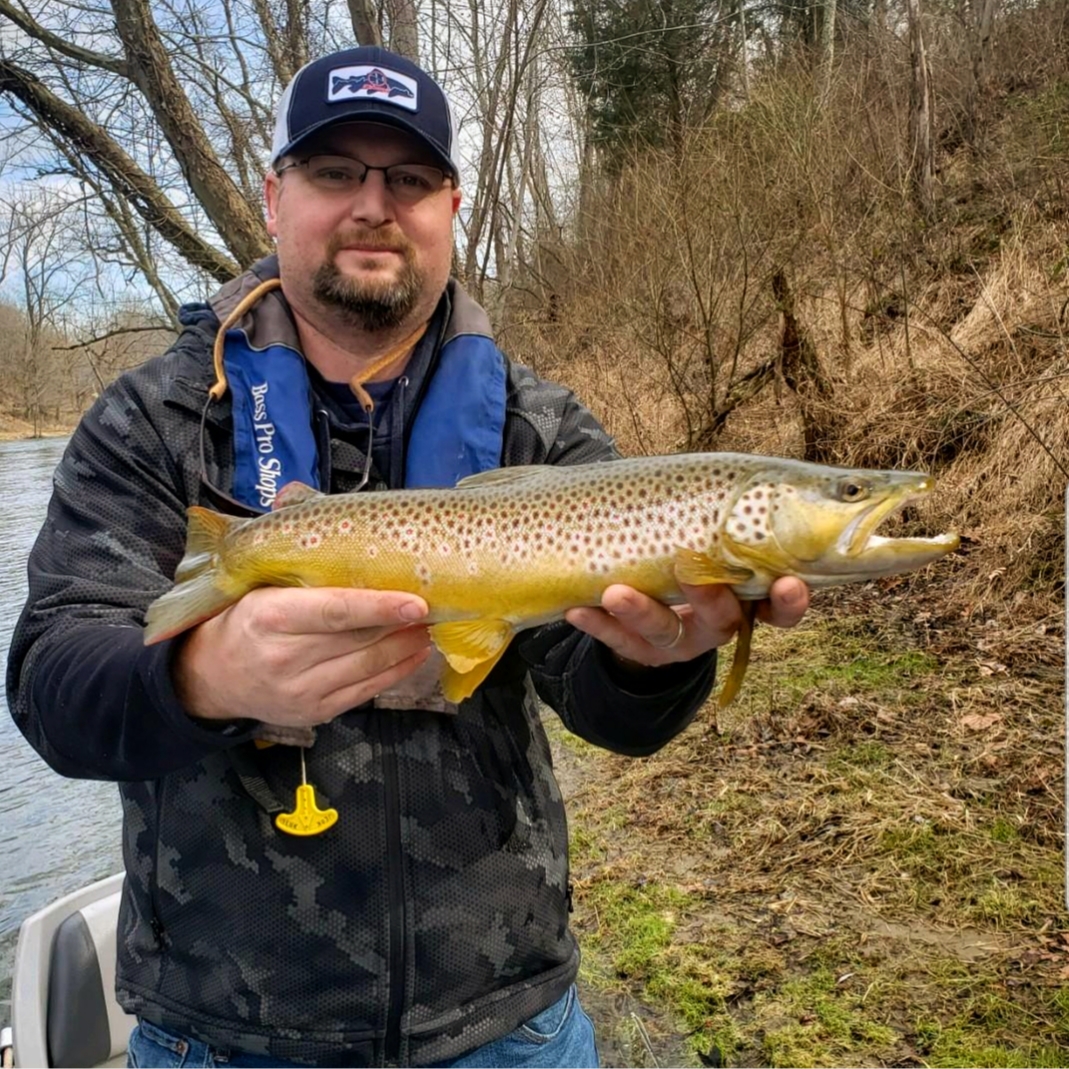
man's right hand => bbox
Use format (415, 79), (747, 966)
(173, 587), (432, 728)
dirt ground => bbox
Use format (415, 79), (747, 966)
(549, 569), (1067, 1068)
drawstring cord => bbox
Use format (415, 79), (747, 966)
(204, 277), (430, 497)
(208, 276), (429, 415)
(209, 278), (283, 400)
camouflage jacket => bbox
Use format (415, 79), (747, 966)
(6, 260), (715, 1066)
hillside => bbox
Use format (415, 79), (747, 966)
(502, 10), (1069, 1066)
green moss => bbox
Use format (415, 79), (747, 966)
(965, 881), (1043, 929)
(757, 969), (897, 1067)
(827, 740), (892, 772)
(789, 649), (938, 694)
(989, 817), (1019, 844)
(581, 879), (690, 980)
(922, 1024), (1068, 1068)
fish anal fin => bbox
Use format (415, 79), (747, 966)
(431, 619), (514, 701)
(144, 570), (241, 644)
(441, 646), (511, 702)
(431, 619), (513, 674)
(717, 601), (758, 709)
(273, 481), (324, 510)
(673, 547), (752, 586)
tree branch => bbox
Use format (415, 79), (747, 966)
(109, 0), (272, 268)
(0, 58), (240, 282)
(0, 0), (129, 77)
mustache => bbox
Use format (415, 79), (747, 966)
(327, 228), (414, 257)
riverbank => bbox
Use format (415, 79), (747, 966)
(549, 574), (1066, 1068)
(0, 416), (75, 442)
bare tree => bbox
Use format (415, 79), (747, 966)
(907, 0), (936, 217)
(0, 188), (88, 432)
(962, 0), (999, 143)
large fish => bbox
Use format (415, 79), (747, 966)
(144, 453), (959, 705)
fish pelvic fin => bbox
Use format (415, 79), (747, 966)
(717, 601), (758, 709)
(144, 507), (245, 644)
(431, 619), (514, 702)
(673, 547), (753, 586)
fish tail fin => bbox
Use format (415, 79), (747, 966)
(717, 601), (758, 709)
(144, 507), (245, 644)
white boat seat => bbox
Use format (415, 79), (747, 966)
(48, 908), (123, 1067)
(11, 872), (133, 1068)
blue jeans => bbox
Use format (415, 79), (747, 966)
(127, 984), (599, 1068)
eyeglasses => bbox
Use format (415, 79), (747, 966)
(275, 154), (451, 204)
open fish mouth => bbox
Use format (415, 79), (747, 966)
(833, 484), (958, 572)
(837, 488), (923, 558)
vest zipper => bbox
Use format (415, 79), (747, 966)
(314, 408), (332, 488)
(391, 376), (408, 487)
(381, 716), (406, 1065)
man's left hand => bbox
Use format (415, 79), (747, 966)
(564, 577), (810, 669)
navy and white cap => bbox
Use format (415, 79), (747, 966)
(270, 46), (460, 181)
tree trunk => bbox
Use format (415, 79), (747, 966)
(907, 0), (936, 219)
(386, 0), (420, 61)
(110, 0), (272, 269)
(737, 0), (750, 103)
(965, 0), (999, 143)
(821, 0), (837, 92)
(346, 0), (383, 46)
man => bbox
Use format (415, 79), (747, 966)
(6, 46), (808, 1068)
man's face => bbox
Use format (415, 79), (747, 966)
(264, 122), (461, 333)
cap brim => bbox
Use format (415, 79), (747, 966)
(273, 111), (457, 181)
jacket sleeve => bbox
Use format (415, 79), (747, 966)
(504, 367), (717, 756)
(4, 373), (257, 782)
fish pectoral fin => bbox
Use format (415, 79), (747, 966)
(717, 601), (758, 709)
(431, 619), (514, 702)
(673, 547), (753, 586)
(272, 481), (325, 510)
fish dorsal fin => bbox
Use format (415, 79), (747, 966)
(673, 547), (753, 586)
(273, 481), (324, 510)
(430, 619), (514, 701)
(455, 465), (547, 489)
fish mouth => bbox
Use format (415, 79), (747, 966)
(834, 481), (959, 573)
(835, 486), (924, 558)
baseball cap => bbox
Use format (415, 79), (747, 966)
(270, 46), (460, 181)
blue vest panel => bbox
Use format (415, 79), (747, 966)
(224, 329), (507, 510)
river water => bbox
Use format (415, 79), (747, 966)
(0, 437), (125, 1014)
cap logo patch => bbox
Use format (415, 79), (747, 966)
(327, 65), (418, 112)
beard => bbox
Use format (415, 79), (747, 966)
(312, 230), (424, 332)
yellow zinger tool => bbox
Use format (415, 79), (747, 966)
(276, 750), (338, 837)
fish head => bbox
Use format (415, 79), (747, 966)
(722, 463), (959, 585)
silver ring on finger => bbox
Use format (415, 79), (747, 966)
(651, 614), (685, 650)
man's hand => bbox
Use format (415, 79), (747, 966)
(564, 577), (810, 668)
(173, 587), (432, 727)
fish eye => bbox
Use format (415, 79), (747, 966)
(835, 479), (870, 502)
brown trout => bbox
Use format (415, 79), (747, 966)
(144, 453), (959, 705)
